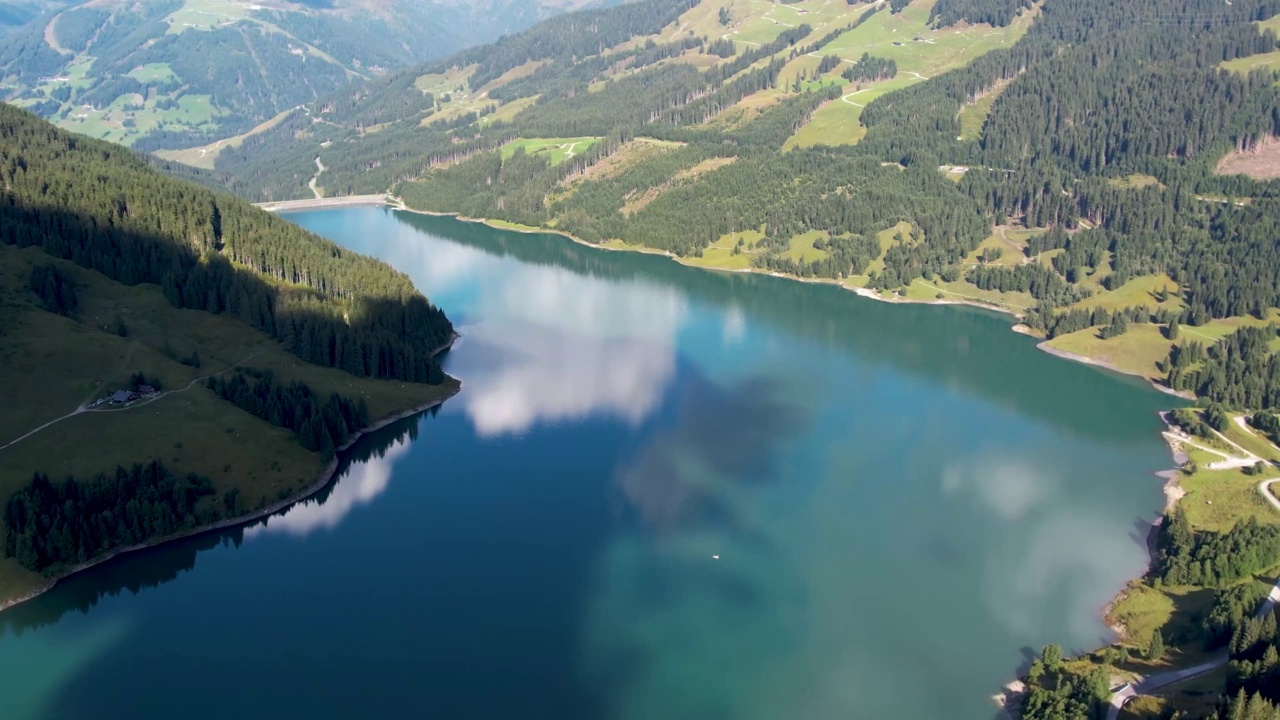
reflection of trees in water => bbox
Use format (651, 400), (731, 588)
(0, 411), (432, 636)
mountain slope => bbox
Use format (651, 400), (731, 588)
(210, 0), (1280, 400)
(0, 0), (604, 151)
(0, 104), (457, 603)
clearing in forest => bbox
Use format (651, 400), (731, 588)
(1044, 324), (1174, 379)
(956, 78), (1015, 141)
(164, 0), (250, 34)
(1221, 50), (1280, 75)
(785, 230), (830, 263)
(779, 0), (1038, 148)
(683, 230), (762, 271)
(415, 64), (478, 96)
(1215, 136), (1280, 181)
(501, 137), (602, 165)
(156, 105), (305, 169)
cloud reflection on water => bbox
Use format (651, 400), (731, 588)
(378, 225), (686, 437)
(244, 437), (411, 540)
(942, 455), (1148, 643)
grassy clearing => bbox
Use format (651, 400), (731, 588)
(966, 230), (1029, 267)
(682, 230), (761, 270)
(1108, 174), (1166, 190)
(1044, 324), (1173, 379)
(1179, 310), (1280, 345)
(901, 277), (1034, 309)
(1071, 274), (1181, 312)
(126, 63), (177, 83)
(1107, 582), (1232, 671)
(816, 0), (1037, 78)
(784, 96), (866, 148)
(164, 0), (248, 34)
(414, 64), (477, 96)
(785, 230), (830, 262)
(1221, 50), (1280, 75)
(784, 0), (1036, 149)
(1180, 462), (1280, 532)
(956, 81), (1010, 141)
(156, 105), (302, 169)
(0, 242), (457, 603)
(478, 60), (550, 94)
(501, 137), (602, 166)
(483, 95), (540, 125)
(482, 218), (545, 233)
(1221, 418), (1280, 463)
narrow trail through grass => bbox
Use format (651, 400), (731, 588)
(0, 348), (265, 453)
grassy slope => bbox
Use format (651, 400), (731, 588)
(501, 137), (603, 165)
(784, 0), (1038, 148)
(155, 105), (305, 169)
(0, 243), (458, 603)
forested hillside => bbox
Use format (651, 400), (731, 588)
(0, 0), (601, 152)
(204, 0), (1280, 411)
(1, 104), (453, 382)
(0, 104), (459, 604)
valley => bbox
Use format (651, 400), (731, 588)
(2, 0), (1280, 716)
(188, 0), (1280, 715)
(0, 0), (601, 150)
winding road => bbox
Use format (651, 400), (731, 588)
(308, 156), (325, 200)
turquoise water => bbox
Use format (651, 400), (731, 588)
(0, 207), (1175, 719)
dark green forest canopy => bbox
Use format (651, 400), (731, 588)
(4, 461), (219, 573)
(0, 104), (453, 383)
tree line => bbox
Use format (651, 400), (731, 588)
(1158, 509), (1280, 588)
(4, 462), (218, 573)
(205, 369), (373, 462)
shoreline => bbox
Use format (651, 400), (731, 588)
(386, 200), (1195, 397)
(290, 199), (1191, 711)
(0, 336), (462, 614)
(998, 411), (1187, 718)
(1034, 343), (1195, 400)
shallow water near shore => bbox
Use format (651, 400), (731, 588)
(0, 206), (1175, 720)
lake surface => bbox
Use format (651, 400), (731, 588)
(0, 207), (1176, 720)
